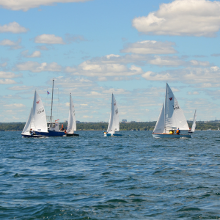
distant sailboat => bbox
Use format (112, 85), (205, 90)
(152, 83), (191, 138)
(104, 93), (121, 136)
(189, 110), (196, 133)
(66, 93), (79, 136)
(21, 90), (47, 137)
(35, 80), (65, 137)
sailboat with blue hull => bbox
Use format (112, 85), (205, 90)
(35, 80), (65, 137)
(152, 83), (191, 138)
(104, 93), (122, 137)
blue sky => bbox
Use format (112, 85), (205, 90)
(0, 0), (220, 122)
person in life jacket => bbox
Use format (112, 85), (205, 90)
(60, 124), (64, 131)
(176, 128), (180, 134)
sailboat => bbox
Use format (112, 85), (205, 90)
(152, 83), (191, 138)
(66, 93), (79, 136)
(188, 110), (196, 133)
(104, 93), (121, 136)
(34, 80), (65, 137)
(21, 90), (48, 137)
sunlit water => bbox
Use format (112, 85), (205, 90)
(0, 131), (220, 219)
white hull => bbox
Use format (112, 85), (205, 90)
(152, 133), (191, 138)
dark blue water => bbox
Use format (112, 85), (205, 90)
(0, 131), (220, 219)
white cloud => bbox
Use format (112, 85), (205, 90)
(0, 38), (21, 49)
(22, 50), (41, 58)
(133, 0), (220, 37)
(148, 56), (184, 66)
(0, 0), (92, 11)
(0, 22), (27, 33)
(121, 40), (177, 54)
(16, 61), (62, 72)
(66, 61), (143, 79)
(142, 66), (220, 86)
(0, 71), (21, 78)
(35, 34), (64, 44)
(0, 79), (17, 84)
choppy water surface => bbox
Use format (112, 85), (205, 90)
(0, 131), (220, 219)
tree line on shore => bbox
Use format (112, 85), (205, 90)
(0, 121), (220, 131)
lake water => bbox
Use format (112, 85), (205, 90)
(0, 131), (220, 219)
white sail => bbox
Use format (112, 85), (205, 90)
(22, 91), (47, 135)
(22, 107), (34, 135)
(164, 83), (189, 132)
(191, 110), (196, 132)
(67, 94), (76, 134)
(107, 93), (119, 134)
(32, 91), (48, 132)
(153, 104), (165, 133)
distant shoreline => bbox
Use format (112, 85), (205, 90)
(0, 121), (220, 131)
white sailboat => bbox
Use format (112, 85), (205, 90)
(34, 80), (65, 137)
(189, 110), (196, 133)
(21, 90), (48, 137)
(66, 93), (79, 136)
(152, 83), (191, 138)
(104, 93), (121, 136)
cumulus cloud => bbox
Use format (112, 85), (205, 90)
(16, 61), (62, 72)
(0, 38), (21, 49)
(0, 71), (21, 84)
(121, 40), (177, 54)
(35, 34), (64, 44)
(0, 79), (17, 84)
(22, 50), (41, 58)
(0, 22), (27, 33)
(66, 60), (143, 80)
(142, 66), (220, 86)
(133, 0), (220, 37)
(0, 0), (92, 11)
(0, 71), (21, 78)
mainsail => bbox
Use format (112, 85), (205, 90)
(66, 94), (76, 134)
(191, 110), (196, 132)
(107, 93), (119, 134)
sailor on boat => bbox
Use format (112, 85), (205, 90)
(30, 128), (35, 136)
(176, 128), (180, 134)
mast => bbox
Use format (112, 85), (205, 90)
(50, 79), (54, 123)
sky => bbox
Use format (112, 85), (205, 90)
(0, 0), (220, 123)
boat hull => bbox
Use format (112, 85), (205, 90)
(104, 133), (122, 137)
(152, 133), (191, 138)
(35, 130), (65, 137)
(66, 133), (79, 136)
(21, 133), (42, 138)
